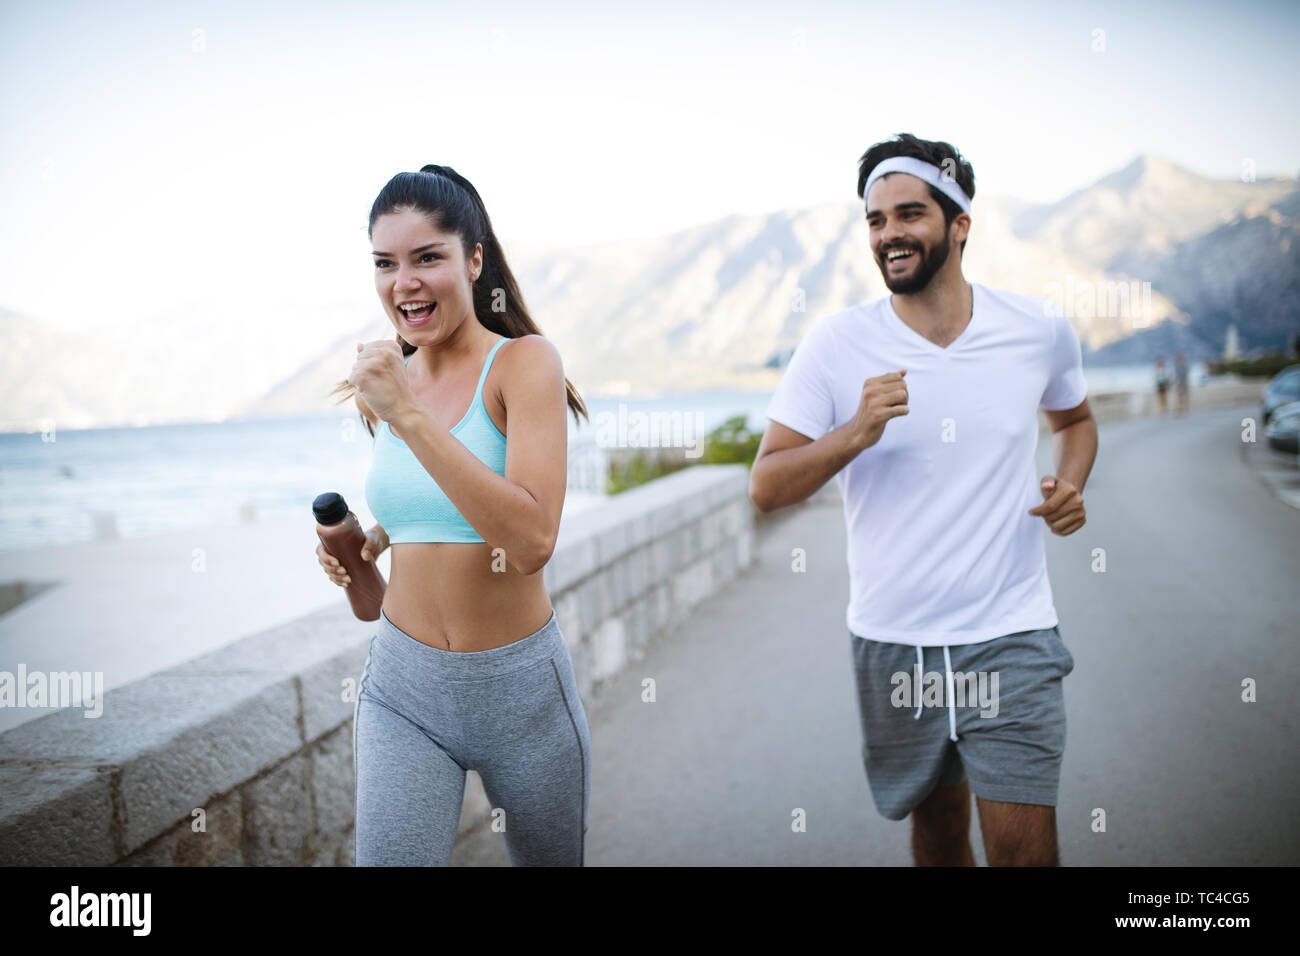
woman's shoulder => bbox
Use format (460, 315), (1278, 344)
(497, 333), (560, 367)
(491, 334), (564, 398)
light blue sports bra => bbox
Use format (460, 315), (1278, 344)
(364, 337), (508, 543)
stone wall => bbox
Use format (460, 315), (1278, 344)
(0, 464), (754, 866)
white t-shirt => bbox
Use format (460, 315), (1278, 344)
(764, 282), (1088, 647)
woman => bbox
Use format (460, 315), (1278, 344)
(320, 164), (591, 866)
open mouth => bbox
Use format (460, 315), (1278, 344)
(885, 247), (918, 268)
(399, 302), (436, 325)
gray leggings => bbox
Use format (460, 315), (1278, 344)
(353, 606), (591, 866)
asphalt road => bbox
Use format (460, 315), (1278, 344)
(453, 402), (1299, 865)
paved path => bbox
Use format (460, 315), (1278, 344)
(454, 401), (1300, 865)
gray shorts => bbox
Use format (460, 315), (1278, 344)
(848, 625), (1075, 820)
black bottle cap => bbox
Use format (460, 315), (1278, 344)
(312, 492), (349, 525)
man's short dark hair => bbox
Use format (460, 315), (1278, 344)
(857, 133), (976, 257)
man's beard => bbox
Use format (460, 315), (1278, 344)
(879, 235), (951, 294)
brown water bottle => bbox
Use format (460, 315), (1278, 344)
(313, 492), (386, 621)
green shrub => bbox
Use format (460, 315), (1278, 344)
(604, 413), (763, 494)
(702, 414), (762, 466)
(606, 451), (691, 495)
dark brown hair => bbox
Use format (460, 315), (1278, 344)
(857, 133), (976, 257)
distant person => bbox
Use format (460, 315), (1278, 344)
(323, 165), (592, 866)
(1173, 350), (1190, 414)
(751, 133), (1098, 866)
(1154, 356), (1171, 413)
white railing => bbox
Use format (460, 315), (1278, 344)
(567, 433), (607, 495)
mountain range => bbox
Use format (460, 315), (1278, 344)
(1, 154), (1296, 432)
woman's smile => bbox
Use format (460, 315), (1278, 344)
(398, 301), (437, 325)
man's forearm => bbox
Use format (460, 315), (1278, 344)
(752, 423), (863, 511)
(1052, 416), (1098, 492)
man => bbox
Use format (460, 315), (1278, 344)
(750, 133), (1098, 866)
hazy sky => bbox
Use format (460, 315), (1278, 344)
(2, 0), (1297, 328)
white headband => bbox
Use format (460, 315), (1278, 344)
(863, 156), (971, 214)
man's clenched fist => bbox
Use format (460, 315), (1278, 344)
(850, 369), (909, 451)
(1028, 476), (1086, 535)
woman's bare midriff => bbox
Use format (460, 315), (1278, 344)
(381, 541), (555, 652)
